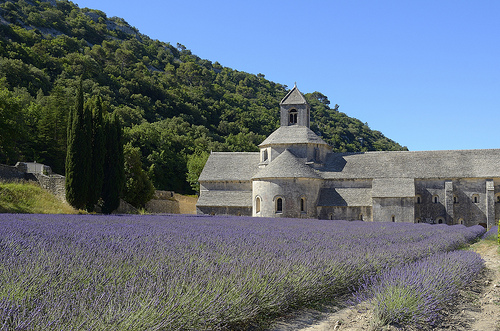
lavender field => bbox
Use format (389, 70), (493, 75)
(0, 214), (486, 330)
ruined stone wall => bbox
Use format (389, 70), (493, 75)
(0, 164), (25, 180)
(33, 174), (66, 201)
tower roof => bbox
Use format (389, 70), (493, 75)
(252, 149), (321, 180)
(259, 126), (329, 147)
(280, 84), (308, 105)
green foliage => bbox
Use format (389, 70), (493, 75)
(123, 143), (155, 208)
(86, 95), (106, 211)
(186, 151), (209, 193)
(101, 113), (124, 214)
(65, 79), (91, 210)
(0, 0), (407, 195)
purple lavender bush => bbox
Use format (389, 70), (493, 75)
(0, 214), (485, 330)
(482, 225), (498, 241)
(355, 251), (484, 327)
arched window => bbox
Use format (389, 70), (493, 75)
(255, 196), (261, 213)
(453, 195), (458, 204)
(300, 197), (306, 213)
(416, 218), (421, 223)
(496, 194), (500, 203)
(415, 195), (421, 204)
(329, 213), (334, 220)
(437, 218), (444, 224)
(472, 194), (479, 203)
(275, 197), (283, 213)
(289, 109), (298, 125)
(433, 195), (439, 204)
(458, 218), (464, 225)
(391, 215), (395, 222)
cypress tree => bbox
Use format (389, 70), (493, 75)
(65, 80), (91, 210)
(86, 96), (106, 212)
(101, 113), (124, 214)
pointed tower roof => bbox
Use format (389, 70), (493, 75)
(252, 149), (321, 180)
(259, 126), (329, 147)
(280, 84), (308, 105)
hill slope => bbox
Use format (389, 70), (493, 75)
(0, 0), (407, 193)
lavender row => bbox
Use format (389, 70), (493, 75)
(355, 250), (484, 327)
(0, 214), (485, 330)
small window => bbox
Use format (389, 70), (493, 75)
(415, 195), (421, 204)
(496, 195), (500, 203)
(276, 197), (283, 213)
(453, 195), (458, 204)
(416, 218), (421, 223)
(472, 194), (479, 203)
(255, 196), (261, 213)
(262, 149), (268, 162)
(359, 214), (364, 221)
(289, 109), (298, 125)
(433, 195), (439, 204)
(329, 213), (334, 220)
(300, 197), (306, 213)
(391, 215), (395, 222)
(437, 218), (444, 224)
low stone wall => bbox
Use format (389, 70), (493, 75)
(33, 174), (66, 201)
(146, 191), (197, 214)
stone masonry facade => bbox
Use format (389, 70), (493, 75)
(197, 85), (500, 229)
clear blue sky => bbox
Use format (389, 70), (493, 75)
(74, 0), (500, 151)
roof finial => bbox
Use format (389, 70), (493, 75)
(294, 82), (297, 88)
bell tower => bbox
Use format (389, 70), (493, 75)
(279, 84), (310, 127)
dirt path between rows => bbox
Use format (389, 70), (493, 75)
(270, 240), (500, 331)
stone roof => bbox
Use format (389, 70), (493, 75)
(259, 126), (330, 147)
(320, 149), (500, 179)
(196, 190), (252, 207)
(198, 152), (260, 182)
(372, 178), (415, 197)
(281, 85), (308, 105)
(252, 149), (321, 180)
(318, 188), (372, 206)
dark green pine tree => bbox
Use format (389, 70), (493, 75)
(65, 80), (92, 210)
(85, 96), (106, 212)
(101, 113), (125, 214)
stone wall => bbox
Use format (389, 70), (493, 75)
(0, 164), (25, 180)
(0, 163), (66, 201)
(373, 197), (415, 223)
(33, 174), (66, 201)
(196, 206), (252, 216)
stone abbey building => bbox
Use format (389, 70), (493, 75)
(197, 85), (500, 229)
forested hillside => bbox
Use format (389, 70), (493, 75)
(0, 0), (407, 194)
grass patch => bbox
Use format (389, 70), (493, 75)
(0, 181), (76, 214)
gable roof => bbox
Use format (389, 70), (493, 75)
(252, 149), (321, 180)
(259, 126), (330, 147)
(196, 190), (252, 207)
(198, 152), (260, 182)
(320, 149), (500, 179)
(372, 178), (415, 197)
(318, 187), (372, 206)
(280, 85), (308, 105)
